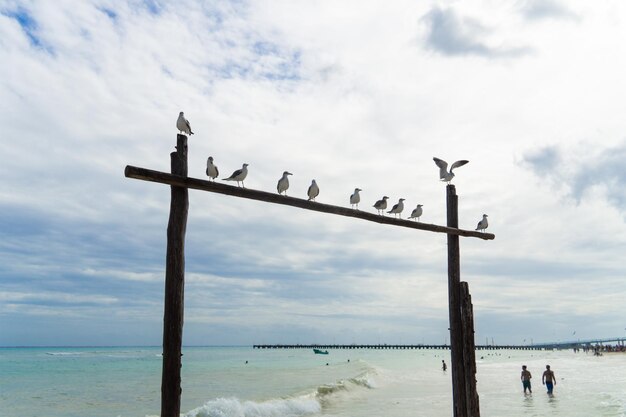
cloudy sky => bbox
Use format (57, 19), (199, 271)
(1, 0), (625, 347)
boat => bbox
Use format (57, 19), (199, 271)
(313, 348), (329, 355)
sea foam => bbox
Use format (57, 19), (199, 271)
(184, 396), (321, 417)
(185, 367), (378, 417)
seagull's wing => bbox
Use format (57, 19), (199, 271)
(215, 166), (219, 177)
(229, 168), (243, 179)
(185, 119), (194, 134)
(433, 157), (448, 170)
(433, 157), (449, 178)
(450, 160), (469, 172)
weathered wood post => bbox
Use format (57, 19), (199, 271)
(461, 281), (480, 417)
(447, 184), (467, 417)
(161, 134), (189, 417)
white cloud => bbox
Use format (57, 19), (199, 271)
(521, 140), (626, 216)
(1, 0), (625, 346)
(519, 0), (579, 21)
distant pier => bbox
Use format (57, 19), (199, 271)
(254, 336), (625, 351)
(253, 344), (545, 351)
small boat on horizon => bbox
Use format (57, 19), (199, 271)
(313, 348), (329, 355)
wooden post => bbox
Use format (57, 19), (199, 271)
(461, 281), (480, 417)
(161, 134), (189, 417)
(447, 184), (466, 417)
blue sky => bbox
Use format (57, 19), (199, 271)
(0, 0), (624, 347)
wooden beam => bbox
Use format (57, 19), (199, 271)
(124, 165), (495, 241)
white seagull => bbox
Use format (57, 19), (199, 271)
(387, 198), (405, 218)
(176, 111), (194, 135)
(223, 163), (249, 187)
(307, 180), (319, 201)
(373, 196), (389, 215)
(277, 171), (292, 195)
(350, 188), (362, 209)
(433, 157), (469, 183)
(409, 204), (423, 221)
(475, 214), (488, 232)
(206, 156), (219, 181)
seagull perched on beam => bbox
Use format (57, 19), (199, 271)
(350, 188), (362, 209)
(433, 157), (469, 183)
(277, 171), (292, 195)
(307, 180), (319, 201)
(223, 163), (249, 187)
(206, 156), (219, 181)
(475, 214), (488, 232)
(387, 198), (405, 218)
(373, 196), (389, 215)
(176, 111), (194, 135)
(409, 204), (423, 221)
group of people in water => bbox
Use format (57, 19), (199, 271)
(440, 360), (556, 395)
(521, 364), (556, 395)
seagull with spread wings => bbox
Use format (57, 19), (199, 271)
(433, 157), (469, 183)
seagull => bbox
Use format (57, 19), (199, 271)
(433, 157), (469, 183)
(277, 171), (292, 195)
(223, 163), (249, 187)
(206, 156), (219, 181)
(475, 214), (488, 232)
(350, 188), (362, 209)
(176, 111), (194, 135)
(373, 196), (389, 215)
(409, 204), (423, 221)
(387, 198), (405, 218)
(307, 180), (319, 201)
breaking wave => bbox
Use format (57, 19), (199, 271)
(184, 396), (321, 417)
(185, 369), (377, 417)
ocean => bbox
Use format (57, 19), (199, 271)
(0, 346), (624, 417)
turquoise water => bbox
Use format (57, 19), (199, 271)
(1, 346), (625, 416)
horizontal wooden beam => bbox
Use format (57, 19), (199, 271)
(125, 165), (495, 240)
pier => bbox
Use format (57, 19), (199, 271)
(253, 344), (545, 351)
(531, 336), (626, 349)
(254, 336), (626, 351)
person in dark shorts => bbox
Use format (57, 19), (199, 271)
(520, 365), (532, 393)
(542, 365), (556, 394)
